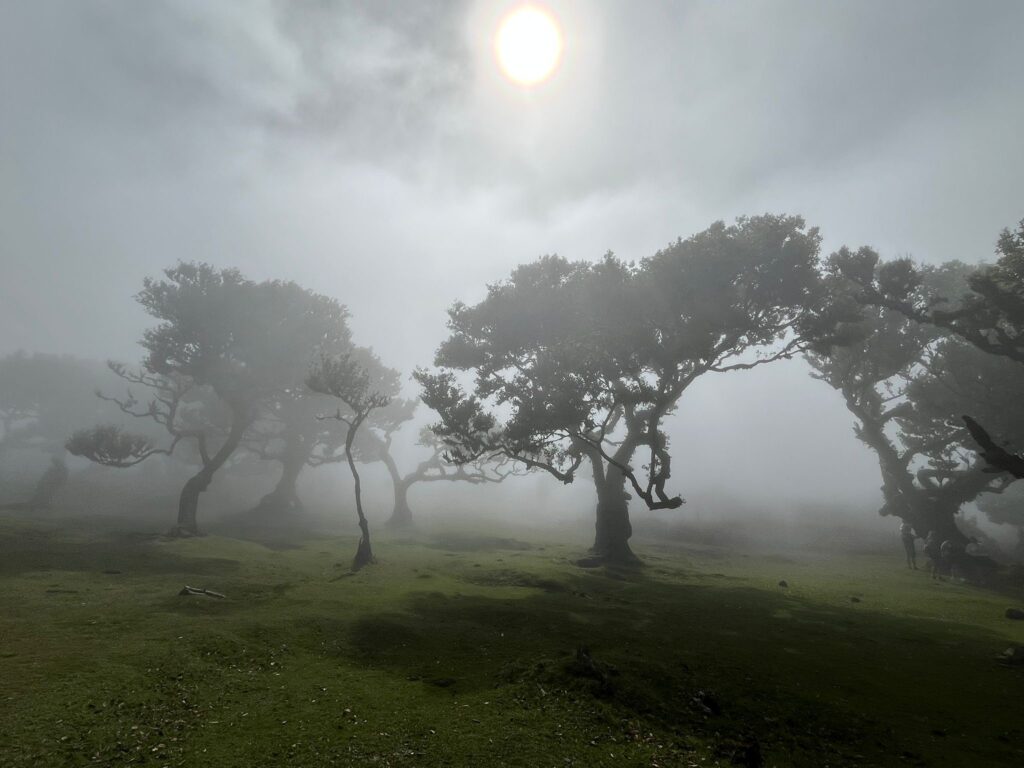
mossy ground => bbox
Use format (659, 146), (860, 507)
(1, 514), (1022, 767)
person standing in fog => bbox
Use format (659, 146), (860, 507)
(899, 522), (918, 569)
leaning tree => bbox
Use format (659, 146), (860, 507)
(67, 263), (346, 535)
(417, 215), (834, 565)
(307, 349), (393, 569)
(836, 219), (1024, 476)
(809, 251), (1021, 542)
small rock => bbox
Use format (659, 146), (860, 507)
(1005, 607), (1024, 620)
(777, 580), (788, 588)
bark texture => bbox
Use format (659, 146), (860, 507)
(580, 449), (640, 567)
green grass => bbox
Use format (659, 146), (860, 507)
(1, 514), (1022, 768)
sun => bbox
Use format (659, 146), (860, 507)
(495, 5), (563, 86)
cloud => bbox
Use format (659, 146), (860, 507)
(1, 0), (1022, 517)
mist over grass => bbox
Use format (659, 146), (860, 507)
(3, 513), (1023, 767)
(3, 3), (1024, 765)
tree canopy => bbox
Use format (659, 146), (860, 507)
(238, 280), (354, 515)
(418, 215), (835, 563)
(809, 255), (1021, 542)
(67, 263), (354, 535)
(833, 223), (1024, 479)
(834, 219), (1024, 364)
(307, 349), (394, 569)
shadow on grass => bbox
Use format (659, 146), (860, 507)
(0, 524), (241, 578)
(336, 567), (1023, 767)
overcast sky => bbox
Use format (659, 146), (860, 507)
(3, 0), (1023, 518)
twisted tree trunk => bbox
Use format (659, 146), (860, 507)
(582, 446), (640, 567)
(253, 448), (306, 515)
(174, 470), (208, 537)
(170, 403), (250, 537)
(380, 449), (414, 529)
(345, 419), (375, 570)
(388, 480), (414, 529)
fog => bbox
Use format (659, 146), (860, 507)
(3, 1), (1023, 548)
(7, 5), (1024, 765)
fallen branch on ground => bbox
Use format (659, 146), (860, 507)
(178, 585), (226, 598)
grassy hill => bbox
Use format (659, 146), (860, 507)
(1, 514), (1022, 767)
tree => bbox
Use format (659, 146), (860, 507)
(963, 416), (1024, 479)
(67, 263), (339, 535)
(359, 415), (523, 528)
(307, 350), (391, 570)
(834, 221), (1024, 478)
(808, 253), (1019, 542)
(0, 353), (117, 457)
(237, 281), (353, 515)
(836, 219), (1024, 363)
(341, 369), (523, 529)
(0, 352), (125, 508)
(350, 396), (419, 527)
(417, 215), (833, 565)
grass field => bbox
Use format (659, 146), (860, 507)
(1, 513), (1022, 768)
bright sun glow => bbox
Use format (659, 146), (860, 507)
(495, 5), (563, 86)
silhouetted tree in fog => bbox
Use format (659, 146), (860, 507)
(238, 282), (353, 516)
(341, 374), (524, 529)
(836, 219), (1024, 477)
(357, 416), (523, 528)
(307, 350), (391, 570)
(67, 367), (232, 535)
(0, 352), (120, 508)
(809, 253), (1020, 543)
(418, 215), (835, 565)
(963, 416), (1024, 479)
(67, 264), (344, 535)
(837, 219), (1024, 363)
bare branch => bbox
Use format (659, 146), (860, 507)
(963, 415), (1024, 479)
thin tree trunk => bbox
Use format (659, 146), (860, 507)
(344, 423), (375, 570)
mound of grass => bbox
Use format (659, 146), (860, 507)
(0, 514), (1022, 767)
